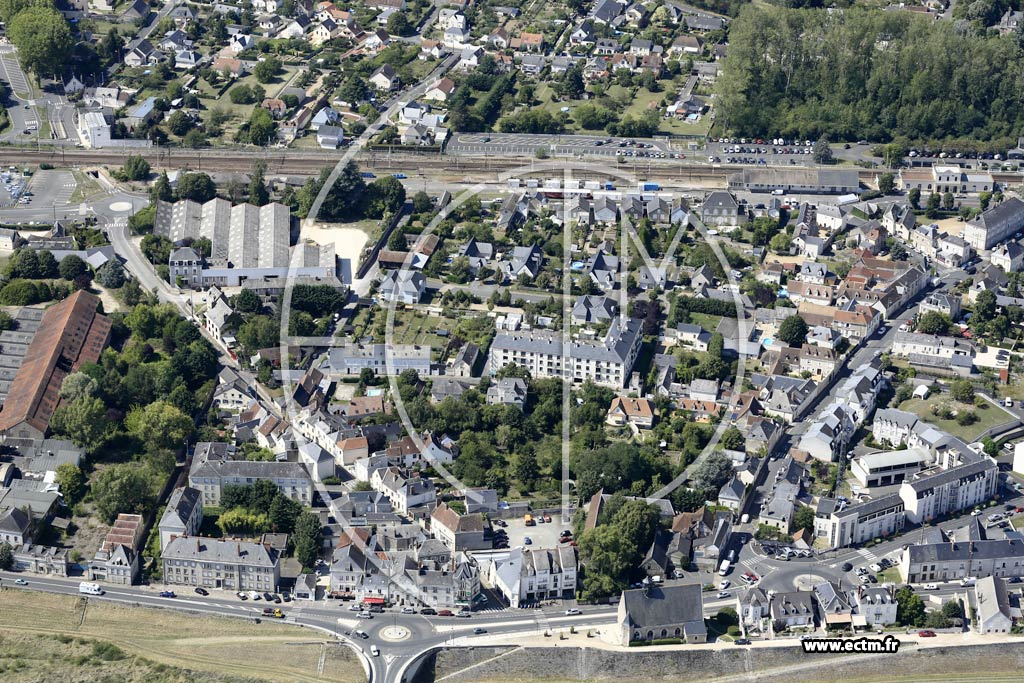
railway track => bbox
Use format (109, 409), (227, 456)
(0, 146), (1019, 187)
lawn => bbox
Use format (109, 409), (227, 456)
(0, 591), (362, 683)
(897, 396), (1013, 442)
(687, 312), (723, 332)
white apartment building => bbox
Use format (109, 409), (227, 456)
(488, 317), (642, 388)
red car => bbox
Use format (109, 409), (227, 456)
(1016, 507), (1023, 513)
(917, 630), (936, 638)
(437, 609), (454, 617)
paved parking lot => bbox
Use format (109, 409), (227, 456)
(28, 170), (76, 206)
(495, 514), (569, 550)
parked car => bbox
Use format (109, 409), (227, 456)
(401, 607), (417, 614)
(437, 609), (454, 617)
(420, 608), (438, 615)
(733, 638), (751, 645)
(917, 630), (937, 637)
(237, 592), (248, 600)
(924, 583), (939, 590)
(194, 587), (209, 596)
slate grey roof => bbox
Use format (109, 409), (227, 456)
(904, 458), (996, 495)
(160, 486), (202, 528)
(620, 583), (705, 631)
(163, 536), (279, 567)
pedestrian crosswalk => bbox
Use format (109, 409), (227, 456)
(854, 548), (879, 562)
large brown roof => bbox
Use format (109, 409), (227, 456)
(0, 291), (110, 436)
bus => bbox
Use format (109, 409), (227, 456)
(79, 582), (104, 595)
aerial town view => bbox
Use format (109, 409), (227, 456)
(2, 0), (1024, 681)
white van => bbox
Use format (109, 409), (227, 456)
(960, 577), (977, 587)
(719, 559), (732, 576)
(370, 645), (380, 657)
(78, 582), (103, 595)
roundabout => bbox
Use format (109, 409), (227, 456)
(378, 625), (413, 643)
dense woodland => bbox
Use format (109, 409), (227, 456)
(717, 6), (1024, 146)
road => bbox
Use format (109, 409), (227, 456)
(0, 570), (619, 683)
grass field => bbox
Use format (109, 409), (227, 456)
(897, 396), (1012, 442)
(0, 590), (362, 683)
(687, 312), (723, 332)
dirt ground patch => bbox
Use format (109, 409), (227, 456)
(0, 590), (363, 683)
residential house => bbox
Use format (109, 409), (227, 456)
(606, 396), (655, 430)
(489, 546), (577, 608)
(486, 377), (528, 411)
(369, 64), (399, 91)
(431, 502), (488, 551)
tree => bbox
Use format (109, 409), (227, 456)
(386, 11), (412, 35)
(177, 173), (217, 202)
(769, 232), (791, 254)
(926, 192), (940, 219)
(950, 379), (975, 404)
(9, 5), (71, 78)
(233, 288), (263, 313)
(812, 135), (833, 164)
(366, 175), (407, 218)
(557, 65), (585, 100)
(692, 453), (733, 493)
(55, 462), (85, 505)
(942, 191), (955, 210)
(292, 511), (322, 569)
(249, 160), (269, 206)
(253, 56), (281, 83)
(916, 311), (952, 335)
(247, 107), (277, 146)
(778, 314), (809, 347)
(878, 172), (895, 194)
(183, 129), (208, 148)
(125, 401), (194, 449)
(895, 586), (926, 627)
(318, 161), (368, 222)
(908, 187), (921, 209)
(412, 190), (433, 214)
(269, 495), (302, 533)
(141, 234), (173, 265)
(121, 154), (151, 181)
(338, 76), (368, 104)
(217, 508), (270, 536)
(720, 426), (744, 451)
(151, 171), (174, 203)
(59, 372), (98, 401)
(974, 289), (997, 324)
(58, 254), (88, 281)
(95, 258), (126, 286)
(167, 110), (194, 136)
(793, 505), (815, 533)
(50, 395), (109, 450)
(0, 542), (12, 570)
(91, 464), (155, 524)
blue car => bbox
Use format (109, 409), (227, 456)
(360, 172), (376, 179)
(393, 173), (407, 179)
(159, 591), (176, 598)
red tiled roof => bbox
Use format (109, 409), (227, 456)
(0, 291), (110, 436)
